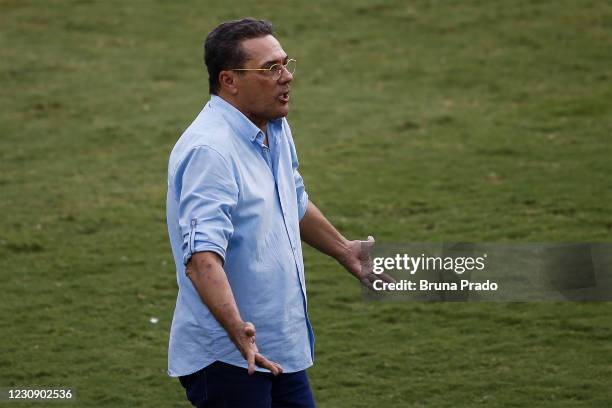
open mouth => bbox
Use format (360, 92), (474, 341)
(278, 91), (290, 103)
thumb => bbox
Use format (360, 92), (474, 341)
(243, 322), (256, 338)
(362, 235), (375, 249)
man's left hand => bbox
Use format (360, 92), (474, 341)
(338, 235), (396, 290)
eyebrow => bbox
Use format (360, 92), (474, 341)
(259, 55), (289, 68)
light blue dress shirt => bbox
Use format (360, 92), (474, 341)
(166, 95), (314, 376)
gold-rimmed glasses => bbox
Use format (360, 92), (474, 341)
(231, 59), (296, 80)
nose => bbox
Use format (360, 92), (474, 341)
(279, 66), (293, 83)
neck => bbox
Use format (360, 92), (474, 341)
(217, 92), (267, 133)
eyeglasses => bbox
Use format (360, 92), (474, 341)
(231, 59), (296, 80)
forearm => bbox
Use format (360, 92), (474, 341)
(299, 200), (350, 262)
(186, 251), (243, 338)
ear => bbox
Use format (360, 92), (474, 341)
(219, 70), (239, 95)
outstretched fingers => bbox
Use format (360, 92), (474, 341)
(362, 272), (396, 291)
(240, 321), (283, 376)
(246, 349), (256, 375)
(241, 322), (257, 374)
(255, 353), (283, 376)
(378, 271), (396, 284)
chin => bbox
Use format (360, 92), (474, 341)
(269, 109), (289, 121)
(277, 105), (290, 118)
(262, 101), (290, 121)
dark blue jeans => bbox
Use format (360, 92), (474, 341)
(179, 361), (316, 408)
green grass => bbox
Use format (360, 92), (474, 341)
(1, 0), (611, 406)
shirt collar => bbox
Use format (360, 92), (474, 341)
(209, 94), (283, 144)
(209, 94), (263, 143)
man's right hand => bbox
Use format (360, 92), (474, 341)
(187, 252), (283, 377)
(230, 321), (283, 376)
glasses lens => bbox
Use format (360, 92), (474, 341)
(285, 59), (296, 75)
(270, 60), (297, 80)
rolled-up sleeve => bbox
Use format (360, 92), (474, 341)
(176, 146), (238, 265)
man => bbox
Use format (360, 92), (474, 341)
(166, 18), (389, 407)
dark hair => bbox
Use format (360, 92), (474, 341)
(204, 18), (274, 95)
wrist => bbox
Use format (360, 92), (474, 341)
(225, 319), (245, 341)
(335, 237), (352, 266)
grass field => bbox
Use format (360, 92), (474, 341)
(1, 0), (611, 406)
